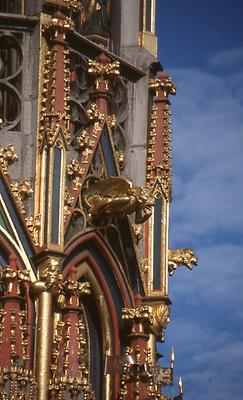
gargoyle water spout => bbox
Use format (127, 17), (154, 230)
(168, 247), (198, 276)
(82, 176), (154, 224)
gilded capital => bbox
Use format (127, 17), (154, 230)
(122, 306), (154, 325)
(88, 58), (120, 77)
(149, 73), (176, 97)
(44, 12), (74, 38)
(31, 257), (62, 296)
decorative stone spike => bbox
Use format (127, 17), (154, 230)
(50, 265), (94, 398)
(147, 70), (176, 201)
(119, 293), (163, 400)
(0, 255), (36, 397)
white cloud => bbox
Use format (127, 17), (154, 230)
(168, 65), (243, 243)
(185, 339), (243, 400)
(162, 48), (243, 400)
(159, 319), (243, 400)
(209, 46), (243, 69)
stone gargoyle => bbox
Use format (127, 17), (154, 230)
(168, 247), (198, 276)
(82, 176), (154, 224)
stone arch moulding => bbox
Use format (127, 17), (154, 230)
(0, 224), (36, 279)
(64, 231), (134, 398)
(0, 226), (36, 282)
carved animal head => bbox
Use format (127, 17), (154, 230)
(168, 247), (198, 275)
(181, 248), (198, 269)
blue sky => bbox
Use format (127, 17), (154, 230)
(156, 2), (243, 399)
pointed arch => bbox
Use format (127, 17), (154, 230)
(64, 231), (134, 309)
(64, 231), (134, 398)
(0, 174), (36, 271)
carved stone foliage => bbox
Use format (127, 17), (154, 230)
(0, 145), (18, 175)
(25, 215), (41, 247)
(87, 103), (105, 122)
(0, 145), (38, 244)
(140, 257), (149, 273)
(0, 31), (23, 131)
(133, 224), (143, 244)
(10, 180), (33, 215)
(122, 306), (154, 324)
(66, 158), (85, 181)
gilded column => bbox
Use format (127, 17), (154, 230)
(31, 254), (62, 400)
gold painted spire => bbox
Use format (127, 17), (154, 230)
(171, 346), (175, 368)
(179, 376), (183, 395)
